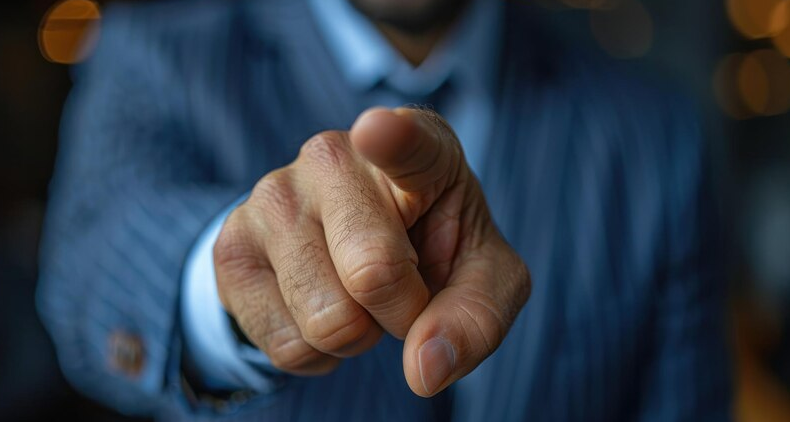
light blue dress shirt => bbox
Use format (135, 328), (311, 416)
(181, 0), (503, 391)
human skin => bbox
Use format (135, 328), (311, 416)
(214, 107), (531, 396)
(349, 0), (472, 65)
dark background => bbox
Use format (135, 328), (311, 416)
(2, 0), (789, 420)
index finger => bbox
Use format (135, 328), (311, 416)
(295, 131), (430, 339)
(350, 107), (466, 228)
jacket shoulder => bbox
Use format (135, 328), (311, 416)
(82, 0), (292, 76)
(100, 0), (237, 38)
(505, 2), (695, 133)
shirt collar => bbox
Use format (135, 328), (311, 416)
(307, 0), (503, 98)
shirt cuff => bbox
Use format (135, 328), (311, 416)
(181, 195), (282, 393)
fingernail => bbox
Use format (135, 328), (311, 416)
(418, 337), (455, 395)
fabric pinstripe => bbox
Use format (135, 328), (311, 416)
(37, 0), (732, 420)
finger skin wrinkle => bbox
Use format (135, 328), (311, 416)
(268, 336), (323, 371)
(251, 170), (300, 228)
(278, 239), (324, 317)
(421, 207), (461, 245)
(413, 108), (457, 144)
(235, 295), (277, 350)
(344, 256), (416, 304)
(390, 157), (464, 228)
(213, 210), (268, 277)
(387, 138), (446, 183)
(474, 248), (530, 327)
(453, 293), (506, 356)
(454, 304), (495, 359)
(324, 172), (389, 254)
(303, 301), (370, 351)
(256, 318), (299, 353)
(392, 130), (425, 167)
(390, 186), (424, 227)
(218, 258), (273, 319)
(213, 232), (267, 283)
(453, 305), (481, 360)
(300, 131), (352, 171)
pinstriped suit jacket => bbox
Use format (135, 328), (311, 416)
(37, 0), (732, 420)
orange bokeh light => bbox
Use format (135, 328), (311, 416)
(714, 53), (754, 120)
(739, 49), (790, 116)
(727, 0), (788, 39)
(772, 3), (790, 57)
(714, 49), (790, 119)
(39, 0), (101, 64)
(738, 53), (771, 115)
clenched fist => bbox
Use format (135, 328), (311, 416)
(213, 107), (531, 397)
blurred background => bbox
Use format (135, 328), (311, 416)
(1, 0), (789, 420)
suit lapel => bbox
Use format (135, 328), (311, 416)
(233, 0), (364, 181)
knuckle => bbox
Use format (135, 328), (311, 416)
(299, 131), (351, 169)
(266, 334), (325, 373)
(344, 251), (414, 306)
(239, 299), (329, 374)
(279, 240), (322, 281)
(325, 175), (386, 253)
(249, 170), (306, 231)
(213, 210), (257, 272)
(250, 170), (299, 223)
(483, 244), (531, 328)
(303, 301), (374, 353)
(500, 251), (531, 322)
(231, 286), (276, 343)
(277, 241), (325, 318)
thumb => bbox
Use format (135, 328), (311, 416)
(402, 238), (531, 397)
(349, 107), (465, 224)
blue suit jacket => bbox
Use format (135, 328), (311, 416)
(37, 0), (732, 420)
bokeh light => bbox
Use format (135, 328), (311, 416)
(714, 49), (790, 119)
(714, 53), (754, 120)
(772, 4), (790, 57)
(589, 0), (653, 59)
(726, 0), (788, 39)
(738, 52), (772, 115)
(740, 49), (790, 116)
(38, 0), (101, 64)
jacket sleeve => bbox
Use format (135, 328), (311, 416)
(637, 102), (733, 421)
(36, 5), (243, 415)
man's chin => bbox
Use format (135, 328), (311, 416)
(348, 0), (471, 35)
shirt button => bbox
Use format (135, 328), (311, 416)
(108, 330), (145, 377)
